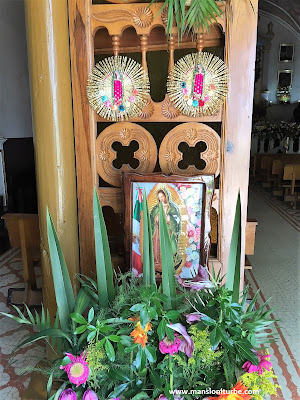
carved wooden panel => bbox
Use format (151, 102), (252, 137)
(96, 122), (157, 186)
(91, 3), (225, 36)
(97, 187), (123, 213)
(159, 122), (221, 177)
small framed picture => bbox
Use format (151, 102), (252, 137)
(279, 44), (294, 62)
(123, 172), (214, 280)
(277, 70), (293, 88)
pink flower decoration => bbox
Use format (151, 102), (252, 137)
(132, 89), (139, 96)
(185, 261), (192, 268)
(129, 96), (136, 103)
(185, 312), (204, 324)
(159, 335), (181, 356)
(204, 95), (210, 102)
(182, 88), (188, 95)
(105, 101), (111, 108)
(188, 230), (194, 238)
(60, 352), (89, 387)
(83, 389), (98, 400)
(167, 323), (195, 358)
(242, 352), (272, 375)
(194, 227), (201, 242)
(59, 389), (77, 400)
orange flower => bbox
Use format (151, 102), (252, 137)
(130, 319), (152, 348)
(206, 381), (251, 400)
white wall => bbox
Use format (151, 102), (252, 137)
(258, 15), (300, 104)
(0, 0), (32, 138)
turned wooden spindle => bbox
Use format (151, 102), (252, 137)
(168, 34), (176, 73)
(140, 35), (148, 74)
(112, 35), (120, 56)
(196, 33), (204, 53)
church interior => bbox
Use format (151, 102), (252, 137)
(0, 0), (299, 399)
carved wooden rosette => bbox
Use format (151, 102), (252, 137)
(96, 122), (157, 187)
(159, 122), (221, 177)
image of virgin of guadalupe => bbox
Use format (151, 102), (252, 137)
(150, 188), (181, 273)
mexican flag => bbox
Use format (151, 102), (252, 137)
(132, 187), (143, 276)
(133, 187), (143, 222)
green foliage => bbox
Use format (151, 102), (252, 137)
(142, 189), (156, 288)
(225, 193), (241, 303)
(93, 188), (115, 308)
(47, 210), (75, 332)
(173, 327), (222, 390)
(188, 283), (278, 388)
(241, 368), (280, 400)
(149, 0), (254, 39)
(159, 202), (176, 309)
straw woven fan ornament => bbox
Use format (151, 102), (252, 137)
(86, 56), (150, 122)
(167, 52), (229, 117)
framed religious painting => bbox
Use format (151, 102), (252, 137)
(123, 173), (214, 282)
(279, 44), (294, 62)
(277, 70), (293, 88)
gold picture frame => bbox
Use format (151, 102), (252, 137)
(277, 70), (293, 88)
(279, 44), (294, 63)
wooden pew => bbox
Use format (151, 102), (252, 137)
(1, 213), (41, 305)
(283, 164), (300, 207)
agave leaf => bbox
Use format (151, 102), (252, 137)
(0, 312), (31, 325)
(15, 328), (73, 352)
(159, 202), (176, 309)
(93, 188), (115, 308)
(74, 287), (92, 315)
(225, 193), (241, 303)
(47, 210), (75, 331)
(142, 189), (156, 287)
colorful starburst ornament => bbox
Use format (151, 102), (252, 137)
(86, 56), (150, 121)
(167, 52), (229, 117)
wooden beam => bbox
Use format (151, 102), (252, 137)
(68, 0), (97, 275)
(24, 0), (79, 318)
(219, 0), (258, 288)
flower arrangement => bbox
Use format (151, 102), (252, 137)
(1, 190), (279, 400)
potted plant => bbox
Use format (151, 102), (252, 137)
(1, 190), (279, 400)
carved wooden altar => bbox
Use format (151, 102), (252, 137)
(68, 0), (258, 283)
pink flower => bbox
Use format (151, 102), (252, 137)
(185, 261), (192, 268)
(159, 335), (181, 356)
(242, 352), (272, 375)
(83, 389), (98, 400)
(185, 312), (204, 324)
(60, 352), (89, 387)
(59, 389), (77, 400)
(167, 323), (195, 358)
(182, 88), (188, 95)
(194, 227), (201, 242)
(188, 230), (194, 238)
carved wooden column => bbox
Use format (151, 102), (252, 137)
(112, 35), (120, 56)
(168, 34), (176, 73)
(196, 32), (204, 53)
(140, 35), (148, 74)
(24, 0), (79, 318)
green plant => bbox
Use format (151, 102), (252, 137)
(0, 191), (278, 400)
(150, 0), (254, 38)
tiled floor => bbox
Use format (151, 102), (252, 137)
(247, 189), (300, 400)
(0, 249), (45, 400)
